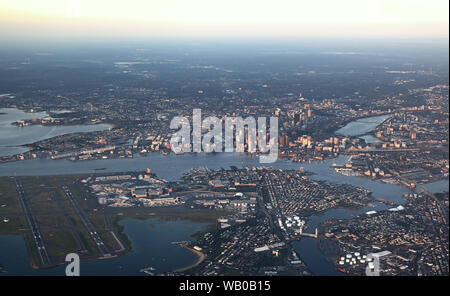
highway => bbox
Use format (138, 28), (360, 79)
(14, 178), (51, 266)
(62, 186), (112, 258)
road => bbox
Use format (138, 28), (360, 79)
(14, 178), (51, 266)
(390, 170), (448, 224)
(62, 186), (112, 258)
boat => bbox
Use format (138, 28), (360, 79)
(139, 266), (155, 272)
(337, 268), (349, 274)
(139, 267), (156, 275)
(94, 168), (107, 171)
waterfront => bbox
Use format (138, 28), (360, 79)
(0, 108), (112, 157)
(0, 218), (209, 276)
(0, 113), (447, 276)
(291, 201), (392, 276)
(1, 151), (432, 276)
(0, 151), (428, 205)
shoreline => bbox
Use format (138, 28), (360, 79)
(173, 244), (206, 273)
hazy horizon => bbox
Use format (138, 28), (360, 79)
(0, 0), (448, 42)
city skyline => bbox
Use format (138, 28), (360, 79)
(0, 0), (448, 281)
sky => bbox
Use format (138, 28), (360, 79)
(0, 0), (448, 41)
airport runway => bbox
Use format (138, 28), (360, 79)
(62, 186), (111, 257)
(15, 178), (51, 266)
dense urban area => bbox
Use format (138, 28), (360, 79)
(0, 44), (448, 276)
